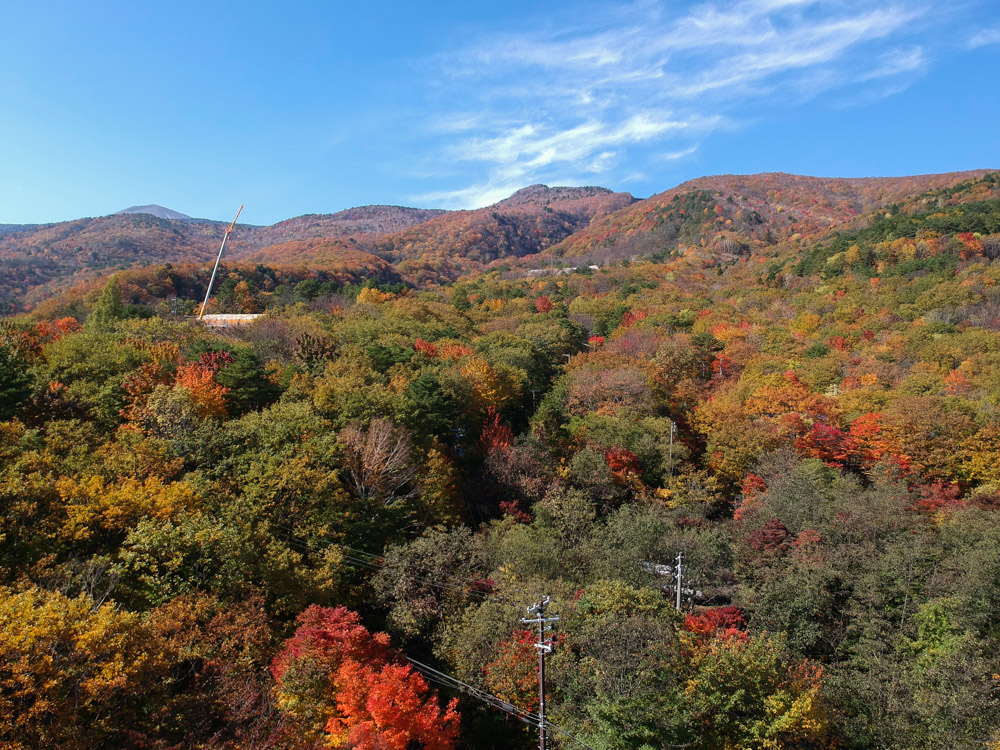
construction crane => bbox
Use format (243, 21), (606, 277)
(198, 204), (244, 320)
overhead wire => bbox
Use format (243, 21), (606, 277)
(265, 521), (603, 643)
(340, 553), (488, 599)
(407, 658), (600, 750)
(269, 520), (595, 625)
(345, 545), (517, 598)
(333, 542), (502, 591)
(264, 521), (602, 750)
(407, 657), (543, 725)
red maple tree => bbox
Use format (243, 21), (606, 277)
(271, 606), (460, 750)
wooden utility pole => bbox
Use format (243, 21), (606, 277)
(522, 597), (559, 750)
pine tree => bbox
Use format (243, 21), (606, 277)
(215, 349), (279, 415)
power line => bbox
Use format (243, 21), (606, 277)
(545, 720), (601, 750)
(267, 522), (495, 597)
(270, 520), (595, 625)
(407, 657), (542, 726)
(267, 522), (600, 642)
(265, 526), (600, 749)
(407, 656), (599, 750)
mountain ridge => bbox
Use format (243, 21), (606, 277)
(1, 172), (996, 313)
(536, 169), (997, 263)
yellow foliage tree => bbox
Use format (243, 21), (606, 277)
(57, 474), (200, 540)
(693, 400), (782, 484)
(460, 358), (515, 412)
(417, 446), (463, 525)
(681, 632), (834, 750)
(0, 587), (162, 748)
(792, 312), (822, 337)
(959, 423), (1000, 485)
(357, 287), (394, 304)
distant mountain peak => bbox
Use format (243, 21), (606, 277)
(115, 204), (192, 221)
(495, 184), (617, 208)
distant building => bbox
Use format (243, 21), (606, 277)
(195, 313), (264, 328)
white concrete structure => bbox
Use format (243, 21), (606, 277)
(196, 313), (264, 328)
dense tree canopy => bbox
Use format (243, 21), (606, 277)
(2, 172), (1000, 748)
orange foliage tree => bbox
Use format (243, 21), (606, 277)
(172, 359), (230, 419)
(271, 605), (459, 749)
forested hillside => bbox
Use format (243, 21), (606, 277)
(538, 169), (994, 263)
(4, 173), (990, 314)
(0, 214), (228, 313)
(0, 186), (629, 312)
(3, 172), (1000, 748)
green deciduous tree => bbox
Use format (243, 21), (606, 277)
(86, 274), (126, 331)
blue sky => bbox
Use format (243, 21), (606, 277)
(1, 0), (999, 225)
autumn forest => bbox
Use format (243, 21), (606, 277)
(4, 170), (1000, 749)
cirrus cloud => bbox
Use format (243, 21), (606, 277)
(413, 0), (982, 208)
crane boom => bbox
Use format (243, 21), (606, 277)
(198, 203), (243, 320)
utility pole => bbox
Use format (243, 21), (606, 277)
(198, 204), (243, 320)
(674, 552), (684, 610)
(522, 597), (559, 750)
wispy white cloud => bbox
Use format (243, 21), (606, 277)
(620, 171), (650, 183)
(429, 113), (489, 134)
(448, 114), (721, 171)
(419, 1), (947, 208)
(859, 46), (926, 80)
(968, 26), (1000, 48)
(658, 146), (700, 162)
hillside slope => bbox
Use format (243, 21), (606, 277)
(540, 170), (995, 263)
(232, 206), (449, 253)
(355, 185), (636, 285)
(0, 188), (633, 310)
(2, 172), (995, 312)
(0, 205), (442, 310)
